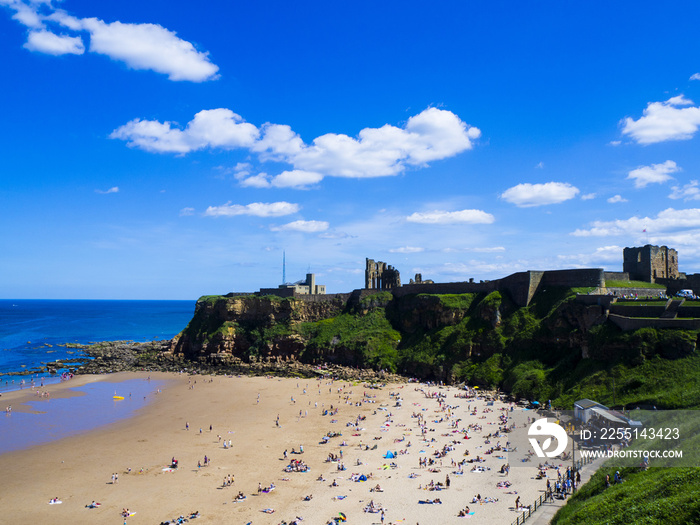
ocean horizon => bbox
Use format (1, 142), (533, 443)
(0, 299), (196, 391)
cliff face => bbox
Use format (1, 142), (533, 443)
(168, 290), (698, 387)
(170, 295), (346, 363)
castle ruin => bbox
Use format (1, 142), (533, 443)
(365, 258), (401, 289)
(623, 245), (680, 283)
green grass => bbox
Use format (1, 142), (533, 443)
(359, 291), (393, 308)
(614, 300), (668, 306)
(197, 295), (226, 304)
(606, 280), (666, 289)
(552, 468), (700, 525)
(298, 309), (400, 371)
(550, 353), (700, 410)
(433, 293), (478, 310)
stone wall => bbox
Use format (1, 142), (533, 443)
(394, 269), (605, 307)
(498, 271), (538, 307)
(677, 306), (700, 317)
(657, 274), (700, 296)
(501, 269), (605, 307)
(540, 268), (605, 288)
(391, 280), (497, 298)
(608, 305), (667, 318)
(608, 314), (700, 331)
(604, 271), (629, 282)
(575, 294), (617, 308)
(293, 293), (352, 304)
(258, 287), (295, 297)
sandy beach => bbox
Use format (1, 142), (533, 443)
(0, 372), (571, 524)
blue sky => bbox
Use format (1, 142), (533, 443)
(3, 1), (700, 299)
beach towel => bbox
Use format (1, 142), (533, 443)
(48, 500), (62, 505)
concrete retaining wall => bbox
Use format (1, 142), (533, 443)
(609, 305), (667, 318)
(608, 314), (700, 331)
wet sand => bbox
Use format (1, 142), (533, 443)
(0, 372), (569, 524)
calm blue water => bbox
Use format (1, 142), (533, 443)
(0, 300), (195, 383)
(0, 378), (166, 455)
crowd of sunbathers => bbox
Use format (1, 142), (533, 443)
(363, 500), (384, 513)
(284, 459), (310, 472)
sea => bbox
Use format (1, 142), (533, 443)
(0, 299), (195, 454)
(0, 299), (195, 386)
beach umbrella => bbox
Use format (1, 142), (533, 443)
(338, 512), (347, 521)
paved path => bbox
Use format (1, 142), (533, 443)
(515, 457), (606, 525)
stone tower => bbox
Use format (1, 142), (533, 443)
(623, 245), (679, 283)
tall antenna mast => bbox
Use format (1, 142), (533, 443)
(283, 251), (286, 284)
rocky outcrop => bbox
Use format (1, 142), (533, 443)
(169, 295), (346, 363)
(387, 294), (471, 333)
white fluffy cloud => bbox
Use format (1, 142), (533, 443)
(405, 209), (495, 224)
(571, 207), (700, 237)
(270, 220), (329, 233)
(110, 109), (259, 154)
(112, 107), (480, 184)
(501, 182), (579, 207)
(24, 29), (84, 55)
(556, 245), (623, 266)
(607, 195), (628, 203)
(2, 2), (219, 81)
(669, 180), (700, 201)
(1, 0), (45, 29)
(239, 173), (273, 188)
(621, 95), (700, 144)
(252, 124), (305, 160)
(76, 18), (219, 81)
(627, 160), (679, 188)
(389, 246), (425, 253)
(240, 170), (324, 189)
(287, 108), (480, 178)
(203, 201), (300, 218)
(691, 73), (700, 81)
